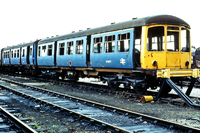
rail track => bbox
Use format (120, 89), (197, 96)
(0, 77), (199, 132)
(0, 101), (37, 133)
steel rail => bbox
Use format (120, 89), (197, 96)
(0, 80), (130, 132)
(1, 78), (200, 132)
(0, 106), (37, 133)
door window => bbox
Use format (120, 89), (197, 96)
(167, 27), (179, 52)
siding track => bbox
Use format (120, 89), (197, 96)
(0, 78), (199, 132)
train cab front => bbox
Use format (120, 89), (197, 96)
(140, 25), (191, 71)
(138, 24), (200, 108)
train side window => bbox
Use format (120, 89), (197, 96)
(167, 27), (179, 52)
(48, 45), (53, 56)
(42, 45), (46, 56)
(118, 33), (130, 52)
(105, 35), (115, 53)
(147, 26), (165, 51)
(22, 49), (25, 57)
(17, 50), (19, 58)
(29, 48), (32, 56)
(4, 51), (8, 58)
(38, 46), (41, 57)
(67, 41), (73, 55)
(59, 43), (65, 55)
(93, 37), (102, 53)
(12, 51), (13, 58)
(14, 50), (16, 58)
(181, 28), (190, 52)
(76, 40), (83, 54)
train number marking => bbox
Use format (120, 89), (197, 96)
(120, 58), (126, 65)
(106, 60), (111, 63)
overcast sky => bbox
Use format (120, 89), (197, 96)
(0, 0), (198, 49)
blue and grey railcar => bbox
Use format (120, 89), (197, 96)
(1, 40), (39, 74)
(2, 15), (200, 103)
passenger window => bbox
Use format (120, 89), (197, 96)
(59, 43), (64, 55)
(76, 40), (83, 54)
(167, 27), (179, 52)
(105, 35), (115, 53)
(181, 27), (190, 52)
(12, 51), (13, 58)
(118, 33), (130, 52)
(14, 50), (16, 58)
(93, 37), (102, 53)
(147, 26), (165, 51)
(67, 41), (73, 55)
(30, 48), (32, 56)
(4, 52), (8, 58)
(42, 46), (46, 56)
(17, 50), (19, 58)
(38, 46), (41, 57)
(48, 45), (52, 56)
(22, 49), (25, 57)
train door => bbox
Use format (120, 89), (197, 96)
(20, 47), (22, 65)
(9, 50), (11, 65)
(27, 46), (30, 64)
(29, 45), (33, 65)
(166, 26), (181, 68)
(54, 41), (57, 66)
(116, 31), (133, 69)
(73, 37), (87, 67)
(33, 43), (37, 65)
(166, 26), (190, 69)
(134, 27), (142, 68)
(0, 49), (1, 67)
(87, 35), (91, 67)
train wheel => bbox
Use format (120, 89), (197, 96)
(134, 86), (147, 95)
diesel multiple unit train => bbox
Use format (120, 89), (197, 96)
(1, 15), (200, 105)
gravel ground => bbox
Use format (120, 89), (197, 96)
(0, 79), (105, 133)
(1, 75), (200, 131)
(46, 79), (200, 129)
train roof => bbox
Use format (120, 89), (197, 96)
(39, 14), (190, 44)
(3, 40), (39, 51)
